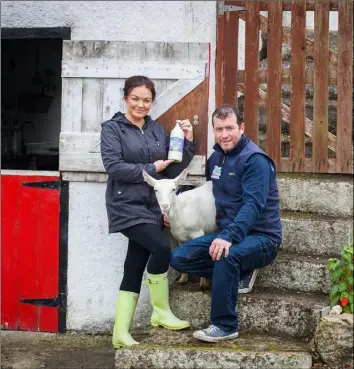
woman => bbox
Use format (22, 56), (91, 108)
(100, 75), (195, 349)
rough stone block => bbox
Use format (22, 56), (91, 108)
(277, 174), (353, 217)
(257, 252), (331, 294)
(116, 330), (312, 369)
(281, 213), (353, 257)
(168, 283), (329, 338)
(310, 313), (354, 368)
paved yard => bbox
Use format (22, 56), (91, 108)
(1, 330), (115, 369)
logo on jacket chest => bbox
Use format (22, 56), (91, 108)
(211, 165), (222, 179)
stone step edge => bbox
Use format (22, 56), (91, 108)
(120, 344), (311, 357)
(119, 330), (312, 361)
(272, 251), (331, 264)
(116, 345), (312, 369)
(170, 283), (329, 306)
(281, 210), (353, 222)
(277, 172), (353, 184)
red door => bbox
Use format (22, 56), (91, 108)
(1, 173), (64, 332)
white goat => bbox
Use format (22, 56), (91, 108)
(142, 169), (217, 289)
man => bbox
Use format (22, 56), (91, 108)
(170, 104), (282, 342)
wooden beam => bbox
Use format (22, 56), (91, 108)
(223, 11), (239, 105)
(290, 2), (306, 172)
(313, 2), (330, 172)
(62, 61), (206, 79)
(1, 27), (71, 40)
(237, 68), (338, 85)
(336, 0), (353, 173)
(244, 1), (260, 143)
(229, 1), (338, 11)
(215, 2), (226, 107)
(266, 1), (283, 168)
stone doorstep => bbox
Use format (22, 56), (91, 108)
(276, 174), (353, 217)
(257, 251), (331, 294)
(169, 282), (329, 339)
(281, 212), (353, 257)
(116, 330), (312, 369)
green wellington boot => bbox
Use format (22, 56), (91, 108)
(145, 272), (190, 330)
(112, 291), (140, 349)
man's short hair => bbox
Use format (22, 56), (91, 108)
(212, 104), (244, 127)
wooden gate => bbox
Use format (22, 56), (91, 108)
(216, 0), (353, 174)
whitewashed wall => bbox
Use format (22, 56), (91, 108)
(1, 1), (218, 332)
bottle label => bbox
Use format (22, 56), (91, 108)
(169, 137), (184, 153)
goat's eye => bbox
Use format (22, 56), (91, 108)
(172, 189), (176, 192)
(154, 189), (158, 193)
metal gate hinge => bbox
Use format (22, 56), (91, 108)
(22, 180), (61, 189)
(20, 293), (66, 311)
(218, 2), (246, 16)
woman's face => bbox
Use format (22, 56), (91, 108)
(124, 85), (153, 121)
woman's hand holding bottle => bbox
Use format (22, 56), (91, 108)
(154, 159), (173, 173)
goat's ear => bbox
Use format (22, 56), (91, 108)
(142, 170), (157, 187)
(174, 169), (188, 186)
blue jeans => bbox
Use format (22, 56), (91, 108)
(170, 233), (278, 332)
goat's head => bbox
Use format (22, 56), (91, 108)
(142, 169), (188, 214)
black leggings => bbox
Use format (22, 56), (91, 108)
(119, 223), (171, 294)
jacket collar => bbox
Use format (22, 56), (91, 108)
(213, 134), (249, 156)
(110, 111), (152, 128)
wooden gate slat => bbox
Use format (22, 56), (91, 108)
(290, 2), (306, 172)
(216, 4), (225, 107)
(266, 2), (283, 169)
(337, 0), (353, 173)
(244, 1), (260, 143)
(313, 2), (330, 173)
(223, 9), (239, 106)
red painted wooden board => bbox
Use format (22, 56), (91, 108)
(1, 174), (60, 332)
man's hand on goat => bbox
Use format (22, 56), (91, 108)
(209, 238), (232, 261)
(163, 215), (170, 228)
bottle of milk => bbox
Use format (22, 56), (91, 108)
(168, 120), (184, 162)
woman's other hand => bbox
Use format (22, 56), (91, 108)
(154, 159), (173, 173)
(179, 119), (193, 142)
(163, 215), (170, 228)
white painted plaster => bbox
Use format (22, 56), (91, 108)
(67, 182), (125, 331)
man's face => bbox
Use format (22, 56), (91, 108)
(213, 114), (245, 152)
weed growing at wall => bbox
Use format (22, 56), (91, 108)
(327, 244), (354, 314)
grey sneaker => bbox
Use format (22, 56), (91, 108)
(193, 325), (239, 342)
(238, 269), (259, 294)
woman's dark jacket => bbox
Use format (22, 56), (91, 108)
(100, 112), (195, 233)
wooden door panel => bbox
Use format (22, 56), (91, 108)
(1, 175), (21, 330)
(37, 181), (60, 332)
(156, 79), (209, 157)
(18, 176), (40, 330)
(1, 174), (61, 332)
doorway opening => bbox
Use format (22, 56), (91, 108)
(1, 29), (69, 171)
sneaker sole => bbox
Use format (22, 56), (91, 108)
(238, 269), (259, 294)
(192, 331), (239, 343)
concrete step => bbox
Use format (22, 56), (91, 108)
(257, 251), (331, 294)
(277, 173), (353, 217)
(281, 211), (353, 257)
(169, 283), (328, 339)
(117, 329), (312, 369)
